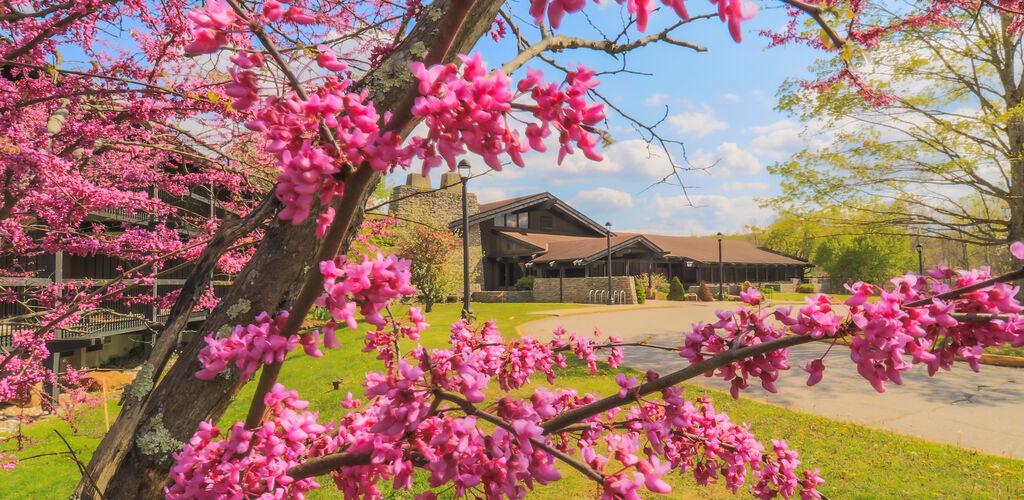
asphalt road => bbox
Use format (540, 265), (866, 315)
(517, 301), (1024, 460)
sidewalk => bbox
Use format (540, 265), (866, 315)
(517, 303), (1024, 460)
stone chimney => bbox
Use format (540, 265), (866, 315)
(439, 171), (462, 191)
(404, 173), (431, 190)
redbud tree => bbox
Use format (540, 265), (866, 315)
(3, 0), (1024, 499)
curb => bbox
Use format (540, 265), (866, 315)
(513, 304), (682, 338)
(979, 353), (1024, 368)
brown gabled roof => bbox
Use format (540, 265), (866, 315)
(496, 230), (663, 264)
(454, 192), (609, 236)
(493, 230), (807, 266)
(632, 234), (807, 265)
(478, 194), (537, 213)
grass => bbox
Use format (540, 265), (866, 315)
(984, 344), (1024, 358)
(766, 292), (856, 302)
(4, 301), (1024, 499)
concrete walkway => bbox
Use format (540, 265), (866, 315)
(518, 301), (1024, 460)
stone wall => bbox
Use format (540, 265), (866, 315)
(390, 173), (483, 295)
(472, 290), (533, 303)
(533, 277), (638, 304)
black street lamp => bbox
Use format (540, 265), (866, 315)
(717, 232), (724, 300)
(458, 160), (473, 320)
(605, 221), (613, 305)
(916, 242), (923, 275)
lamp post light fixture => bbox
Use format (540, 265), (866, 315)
(717, 232), (724, 301)
(605, 221), (613, 305)
(916, 242), (923, 275)
(458, 159), (473, 320)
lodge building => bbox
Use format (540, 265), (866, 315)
(390, 173), (810, 298)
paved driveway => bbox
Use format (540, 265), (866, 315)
(517, 301), (1024, 460)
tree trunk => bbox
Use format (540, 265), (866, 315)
(74, 0), (503, 497)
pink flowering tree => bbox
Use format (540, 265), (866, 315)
(2, 0), (1024, 499)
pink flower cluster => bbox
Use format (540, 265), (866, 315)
(590, 392), (822, 499)
(679, 299), (792, 399)
(361, 307), (429, 369)
(195, 311), (324, 381)
(517, 65), (606, 164)
(0, 453), (17, 471)
(408, 54), (606, 174)
(177, 308), (825, 499)
(842, 268), (1024, 392)
(0, 330), (55, 405)
(184, 1), (238, 54)
(317, 253), (417, 341)
(245, 83), (404, 223)
(527, 0), (755, 37)
(185, 1), (323, 54)
(408, 53), (519, 172)
(676, 244), (1024, 395)
(166, 384), (332, 499)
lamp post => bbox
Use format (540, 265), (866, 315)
(458, 160), (473, 320)
(717, 232), (724, 300)
(605, 221), (613, 305)
(916, 242), (923, 275)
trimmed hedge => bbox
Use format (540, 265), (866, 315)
(697, 280), (715, 302)
(667, 277), (685, 301)
(634, 276), (646, 304)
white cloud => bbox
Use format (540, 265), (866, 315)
(694, 142), (762, 175)
(720, 93), (741, 103)
(640, 193), (765, 235)
(474, 187), (508, 204)
(645, 93), (670, 107)
(721, 181), (770, 193)
(748, 119), (827, 162)
(668, 108), (728, 138)
(521, 138), (683, 183)
(573, 187), (634, 209)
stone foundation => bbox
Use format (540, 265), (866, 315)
(533, 277), (638, 304)
(472, 290), (533, 303)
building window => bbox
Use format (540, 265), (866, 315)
(516, 212), (529, 229)
(539, 215), (552, 231)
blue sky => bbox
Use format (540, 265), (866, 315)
(388, 1), (826, 236)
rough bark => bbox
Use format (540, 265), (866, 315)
(75, 0), (504, 497)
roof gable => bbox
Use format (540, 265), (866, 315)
(452, 192), (610, 236)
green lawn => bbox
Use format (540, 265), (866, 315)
(4, 301), (1023, 499)
(766, 292), (856, 302)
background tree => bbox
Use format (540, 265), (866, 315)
(768, 5), (1024, 247)
(813, 233), (916, 285)
(755, 214), (917, 284)
(393, 224), (461, 312)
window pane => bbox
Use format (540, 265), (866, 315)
(517, 212), (529, 228)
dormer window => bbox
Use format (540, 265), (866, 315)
(494, 212), (529, 229)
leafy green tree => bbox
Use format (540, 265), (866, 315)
(768, 6), (1024, 246)
(667, 277), (685, 301)
(394, 224), (461, 312)
(751, 213), (829, 261)
(814, 234), (916, 285)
